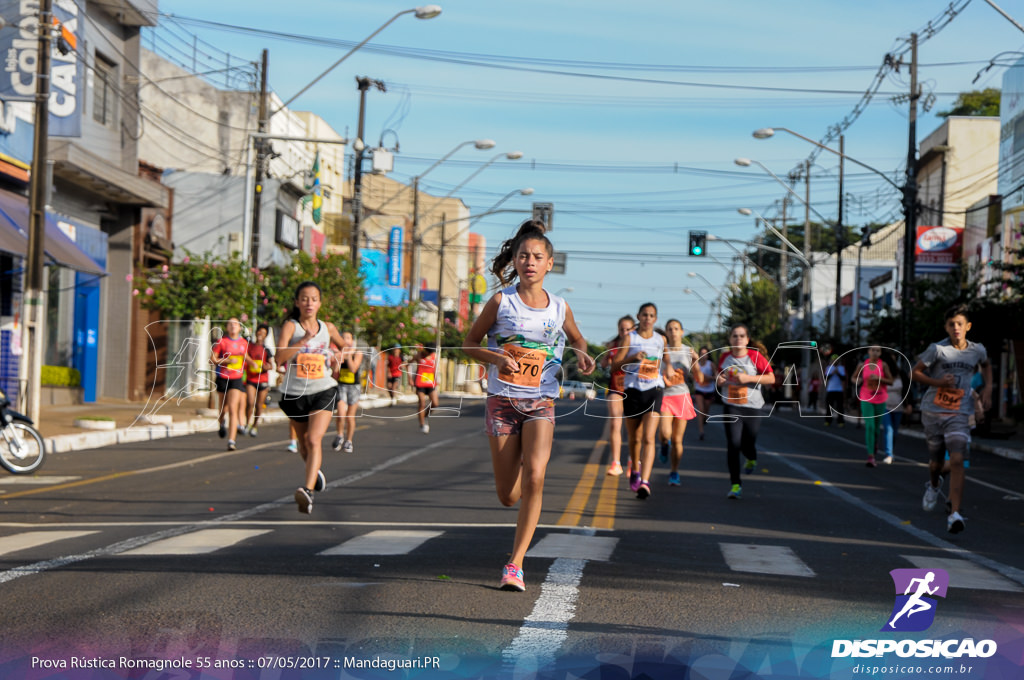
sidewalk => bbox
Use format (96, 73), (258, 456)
(37, 390), (487, 455)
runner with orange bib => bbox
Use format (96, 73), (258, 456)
(243, 323), (275, 438)
(414, 345), (439, 434)
(601, 315), (634, 476)
(210, 318), (248, 451)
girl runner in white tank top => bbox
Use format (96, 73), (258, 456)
(463, 221), (594, 593)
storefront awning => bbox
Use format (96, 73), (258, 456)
(0, 188), (107, 277)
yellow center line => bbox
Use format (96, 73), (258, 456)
(556, 438), (620, 529)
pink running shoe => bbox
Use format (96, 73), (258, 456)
(607, 461), (623, 476)
(500, 563), (525, 591)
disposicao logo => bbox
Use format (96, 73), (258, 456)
(831, 568), (998, 659)
(883, 568), (948, 632)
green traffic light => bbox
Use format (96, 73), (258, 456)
(691, 246), (702, 256)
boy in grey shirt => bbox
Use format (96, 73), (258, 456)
(912, 305), (992, 534)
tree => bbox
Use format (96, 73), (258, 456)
(138, 250), (259, 322)
(260, 251), (366, 330)
(937, 88), (1000, 118)
(723, 276), (780, 347)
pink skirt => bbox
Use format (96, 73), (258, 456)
(661, 392), (696, 420)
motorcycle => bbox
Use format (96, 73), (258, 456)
(0, 387), (45, 474)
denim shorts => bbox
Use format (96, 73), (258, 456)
(485, 395), (556, 437)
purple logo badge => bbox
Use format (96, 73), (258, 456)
(882, 568), (949, 632)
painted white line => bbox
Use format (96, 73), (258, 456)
(720, 543), (816, 577)
(0, 433), (474, 585)
(0, 521), (614, 530)
(0, 476), (80, 486)
(900, 555), (1024, 592)
(319, 529), (443, 556)
(119, 529), (272, 556)
(780, 418), (1024, 501)
(526, 533), (619, 562)
(0, 531), (98, 556)
(501, 557), (586, 670)
(763, 449), (1024, 589)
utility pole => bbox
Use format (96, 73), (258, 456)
(434, 214), (447, 359)
(350, 76), (385, 267)
(408, 176), (420, 301)
(22, 0), (53, 424)
(833, 134), (845, 342)
(778, 197), (788, 341)
(248, 49), (268, 269)
(801, 159), (813, 411)
(900, 33), (920, 353)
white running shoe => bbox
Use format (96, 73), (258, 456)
(922, 482), (940, 512)
(947, 511), (965, 534)
(421, 423), (430, 434)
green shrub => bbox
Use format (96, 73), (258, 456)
(40, 365), (81, 387)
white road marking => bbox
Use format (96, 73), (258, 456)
(0, 434), (474, 585)
(900, 555), (1024, 592)
(720, 543), (815, 577)
(526, 533), (618, 562)
(0, 476), (80, 486)
(0, 531), (98, 556)
(319, 529), (443, 556)
(119, 529), (272, 555)
(763, 449), (1024, 589)
(502, 557), (587, 671)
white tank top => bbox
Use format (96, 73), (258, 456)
(622, 330), (665, 391)
(663, 346), (693, 397)
(486, 286), (567, 399)
(280, 320), (337, 397)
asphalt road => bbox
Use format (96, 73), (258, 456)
(0, 398), (1022, 679)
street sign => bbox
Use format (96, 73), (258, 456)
(552, 251), (566, 274)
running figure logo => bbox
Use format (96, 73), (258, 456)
(882, 568), (949, 632)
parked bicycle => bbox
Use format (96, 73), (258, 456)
(0, 387), (45, 474)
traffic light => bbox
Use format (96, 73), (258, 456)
(532, 202), (553, 230)
(688, 230), (707, 257)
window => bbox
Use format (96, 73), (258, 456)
(93, 53), (116, 127)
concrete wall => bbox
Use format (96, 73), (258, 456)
(917, 117), (999, 229)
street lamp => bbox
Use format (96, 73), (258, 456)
(412, 150), (524, 300)
(753, 126), (904, 342)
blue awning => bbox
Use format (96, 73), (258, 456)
(0, 187), (106, 277)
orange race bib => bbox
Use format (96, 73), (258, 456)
(498, 344), (545, 388)
(934, 387), (964, 411)
(295, 352), (326, 380)
(664, 367), (685, 387)
(726, 384), (749, 405)
(225, 355), (244, 372)
(637, 356), (660, 381)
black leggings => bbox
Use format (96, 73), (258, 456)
(825, 391), (845, 424)
(723, 405), (762, 485)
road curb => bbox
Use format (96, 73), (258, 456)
(43, 393), (425, 455)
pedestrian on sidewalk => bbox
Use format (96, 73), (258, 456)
(879, 351), (911, 464)
(463, 220), (594, 592)
(276, 281), (344, 515)
(716, 324), (774, 499)
(823, 354), (847, 427)
(244, 323), (275, 437)
(854, 345), (894, 467)
(211, 318), (248, 451)
(913, 304), (992, 534)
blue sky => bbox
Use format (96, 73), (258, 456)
(158, 0), (1024, 341)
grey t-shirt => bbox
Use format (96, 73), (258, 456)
(917, 339), (987, 416)
(663, 346), (693, 397)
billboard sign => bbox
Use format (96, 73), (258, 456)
(388, 226), (402, 286)
(0, 0), (84, 157)
(915, 226), (963, 273)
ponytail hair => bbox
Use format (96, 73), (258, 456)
(490, 220), (553, 287)
(289, 281), (322, 321)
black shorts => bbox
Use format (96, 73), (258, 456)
(279, 388), (338, 422)
(387, 375), (401, 385)
(623, 387), (663, 420)
(416, 386), (436, 396)
(247, 380), (269, 390)
(215, 376), (246, 393)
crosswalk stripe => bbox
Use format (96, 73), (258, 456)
(0, 476), (81, 486)
(0, 531), (99, 556)
(119, 529), (272, 555)
(720, 543), (816, 577)
(527, 532), (619, 562)
(319, 529), (443, 556)
(901, 555), (1023, 592)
